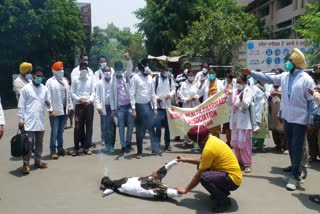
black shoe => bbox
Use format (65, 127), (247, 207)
(126, 145), (133, 152)
(212, 198), (231, 213)
(121, 147), (127, 154)
(89, 143), (96, 148)
(58, 148), (66, 156)
(300, 168), (307, 179)
(174, 136), (180, 141)
(283, 166), (292, 172)
(164, 145), (172, 151)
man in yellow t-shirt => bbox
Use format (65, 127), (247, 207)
(176, 125), (242, 213)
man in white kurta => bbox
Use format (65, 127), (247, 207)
(0, 97), (5, 140)
(18, 66), (50, 174)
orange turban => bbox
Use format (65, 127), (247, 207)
(52, 61), (64, 72)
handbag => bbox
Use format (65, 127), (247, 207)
(10, 128), (30, 157)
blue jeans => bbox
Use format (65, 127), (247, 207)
(284, 120), (307, 178)
(155, 109), (170, 146)
(101, 106), (116, 147)
(135, 103), (159, 154)
(49, 115), (67, 153)
(117, 104), (134, 149)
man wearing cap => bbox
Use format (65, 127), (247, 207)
(241, 48), (317, 191)
(176, 125), (242, 212)
(14, 62), (33, 101)
(46, 61), (73, 159)
(18, 66), (50, 174)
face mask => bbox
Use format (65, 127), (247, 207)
(80, 69), (88, 79)
(236, 83), (244, 90)
(25, 74), (32, 80)
(188, 76), (194, 82)
(116, 70), (123, 76)
(100, 62), (107, 69)
(202, 68), (208, 74)
(82, 61), (89, 65)
(162, 71), (168, 77)
(104, 72), (111, 79)
(284, 61), (293, 71)
(54, 70), (64, 80)
(168, 68), (173, 73)
(209, 73), (216, 81)
(144, 66), (149, 74)
(34, 76), (42, 85)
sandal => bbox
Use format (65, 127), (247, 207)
(309, 195), (320, 204)
(244, 166), (251, 173)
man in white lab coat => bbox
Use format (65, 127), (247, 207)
(18, 66), (50, 174)
(46, 61), (73, 159)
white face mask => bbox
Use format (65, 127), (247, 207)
(80, 69), (88, 79)
(236, 83), (244, 91)
(25, 74), (32, 80)
(144, 66), (149, 74)
(100, 62), (107, 69)
(183, 69), (188, 75)
(202, 68), (208, 74)
(104, 72), (111, 79)
(54, 70), (64, 80)
(188, 76), (194, 82)
(162, 71), (168, 77)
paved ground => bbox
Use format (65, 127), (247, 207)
(0, 108), (320, 214)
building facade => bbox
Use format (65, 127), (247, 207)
(238, 0), (314, 38)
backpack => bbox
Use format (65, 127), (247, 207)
(10, 129), (30, 157)
(155, 74), (172, 93)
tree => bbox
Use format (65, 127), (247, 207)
(90, 24), (146, 70)
(172, 0), (260, 64)
(295, 2), (320, 65)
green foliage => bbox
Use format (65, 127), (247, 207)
(90, 24), (146, 70)
(295, 2), (320, 65)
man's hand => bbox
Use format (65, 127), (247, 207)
(157, 97), (163, 103)
(191, 96), (196, 101)
(132, 109), (136, 119)
(176, 155), (185, 162)
(79, 98), (86, 105)
(49, 111), (56, 118)
(240, 67), (251, 75)
(98, 109), (103, 114)
(0, 125), (3, 140)
(123, 53), (130, 61)
(111, 110), (116, 118)
(18, 122), (24, 129)
(176, 187), (187, 194)
(165, 95), (171, 100)
(278, 116), (283, 124)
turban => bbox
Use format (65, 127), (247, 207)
(187, 125), (209, 144)
(19, 62), (33, 75)
(52, 61), (64, 72)
(289, 48), (307, 69)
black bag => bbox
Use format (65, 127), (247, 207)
(10, 129), (30, 157)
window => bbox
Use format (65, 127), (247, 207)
(277, 19), (292, 29)
(277, 0), (292, 9)
(259, 5), (270, 16)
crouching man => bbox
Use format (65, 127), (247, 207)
(176, 125), (242, 213)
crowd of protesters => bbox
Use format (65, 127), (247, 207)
(0, 47), (319, 211)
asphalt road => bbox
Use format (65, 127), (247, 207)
(0, 108), (319, 214)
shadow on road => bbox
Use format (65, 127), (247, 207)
(177, 191), (239, 213)
(292, 193), (320, 212)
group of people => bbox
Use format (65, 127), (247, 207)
(0, 46), (319, 211)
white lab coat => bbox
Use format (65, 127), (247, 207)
(153, 74), (176, 109)
(71, 66), (94, 83)
(228, 85), (253, 130)
(46, 76), (73, 116)
(18, 82), (49, 131)
(178, 80), (200, 108)
(14, 75), (30, 101)
(252, 84), (267, 123)
(197, 78), (225, 101)
(0, 97), (5, 125)
(194, 71), (209, 83)
(95, 78), (113, 115)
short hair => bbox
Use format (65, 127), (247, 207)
(80, 53), (88, 60)
(114, 61), (123, 70)
(276, 68), (284, 73)
(238, 74), (248, 83)
(32, 66), (44, 74)
(97, 55), (107, 62)
(79, 61), (88, 68)
(138, 58), (148, 71)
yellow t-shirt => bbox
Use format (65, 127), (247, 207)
(199, 136), (242, 186)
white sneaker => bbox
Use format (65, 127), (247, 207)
(286, 176), (299, 191)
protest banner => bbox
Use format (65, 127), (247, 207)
(166, 90), (230, 136)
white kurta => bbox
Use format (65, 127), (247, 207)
(0, 97), (5, 125)
(18, 83), (49, 131)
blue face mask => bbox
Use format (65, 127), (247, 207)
(284, 61), (294, 71)
(116, 70), (123, 76)
(34, 76), (42, 85)
(209, 73), (216, 81)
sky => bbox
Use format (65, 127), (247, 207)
(77, 0), (146, 31)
